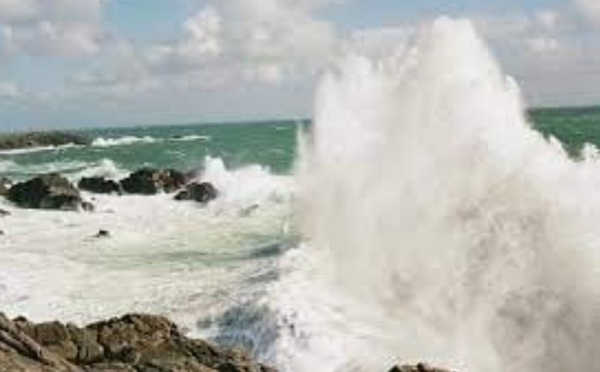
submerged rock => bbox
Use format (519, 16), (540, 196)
(174, 182), (219, 204)
(0, 312), (276, 372)
(95, 229), (110, 238)
(78, 177), (122, 194)
(388, 363), (455, 372)
(120, 168), (186, 195)
(7, 174), (83, 210)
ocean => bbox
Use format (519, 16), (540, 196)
(2, 19), (600, 372)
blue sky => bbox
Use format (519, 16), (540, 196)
(0, 0), (598, 130)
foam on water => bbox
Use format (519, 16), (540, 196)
(91, 136), (157, 147)
(0, 157), (293, 340)
(91, 134), (209, 148)
(269, 18), (600, 372)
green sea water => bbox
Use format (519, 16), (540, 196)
(0, 109), (598, 180)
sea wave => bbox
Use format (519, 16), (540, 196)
(91, 136), (157, 147)
(91, 134), (210, 148)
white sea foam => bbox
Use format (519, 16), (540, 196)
(91, 134), (209, 148)
(69, 158), (129, 181)
(0, 143), (81, 155)
(0, 157), (292, 341)
(269, 17), (600, 372)
(91, 136), (157, 147)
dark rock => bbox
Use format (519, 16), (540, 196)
(7, 174), (83, 210)
(388, 363), (454, 372)
(95, 230), (110, 238)
(174, 182), (218, 204)
(81, 201), (95, 212)
(0, 131), (90, 151)
(0, 208), (11, 216)
(78, 177), (122, 194)
(120, 168), (187, 195)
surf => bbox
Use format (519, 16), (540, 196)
(270, 17), (600, 372)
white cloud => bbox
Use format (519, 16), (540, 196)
(525, 36), (562, 54)
(0, 0), (106, 56)
(0, 81), (19, 98)
(147, 6), (223, 69)
(145, 0), (336, 86)
(576, 0), (600, 26)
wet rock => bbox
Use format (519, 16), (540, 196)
(81, 201), (95, 212)
(1, 312), (276, 371)
(0, 176), (13, 196)
(388, 363), (455, 372)
(120, 169), (187, 195)
(7, 174), (83, 210)
(95, 229), (110, 238)
(0, 131), (90, 151)
(174, 182), (219, 204)
(0, 208), (11, 216)
(78, 177), (122, 194)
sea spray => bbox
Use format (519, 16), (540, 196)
(272, 17), (600, 372)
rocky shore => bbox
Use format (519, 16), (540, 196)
(1, 168), (219, 212)
(0, 132), (90, 151)
(0, 312), (275, 372)
(0, 312), (452, 372)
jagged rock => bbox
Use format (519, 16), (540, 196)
(120, 169), (187, 195)
(0, 313), (276, 372)
(174, 182), (218, 204)
(78, 177), (122, 194)
(7, 174), (83, 211)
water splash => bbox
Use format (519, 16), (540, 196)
(272, 17), (600, 372)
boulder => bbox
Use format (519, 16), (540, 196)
(174, 182), (219, 204)
(120, 168), (187, 195)
(0, 312), (276, 372)
(78, 177), (122, 194)
(7, 174), (83, 210)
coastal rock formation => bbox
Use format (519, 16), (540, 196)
(120, 169), (187, 195)
(78, 177), (122, 194)
(7, 174), (84, 211)
(0, 131), (90, 151)
(174, 182), (219, 204)
(0, 312), (276, 372)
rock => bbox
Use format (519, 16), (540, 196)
(0, 312), (276, 371)
(0, 176), (13, 196)
(0, 131), (90, 151)
(81, 201), (95, 212)
(78, 177), (122, 194)
(120, 169), (187, 195)
(174, 182), (218, 204)
(7, 174), (83, 210)
(388, 363), (454, 372)
(0, 208), (10, 216)
(95, 230), (110, 238)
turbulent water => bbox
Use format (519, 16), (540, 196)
(2, 17), (600, 372)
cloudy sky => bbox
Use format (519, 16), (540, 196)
(0, 0), (598, 130)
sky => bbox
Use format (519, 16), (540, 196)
(0, 0), (599, 130)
